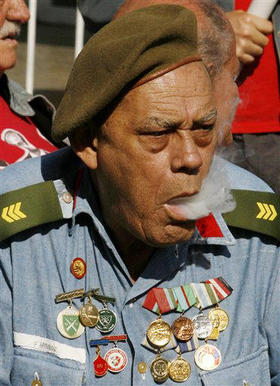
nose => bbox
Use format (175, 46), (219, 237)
(170, 132), (203, 174)
(7, 0), (30, 24)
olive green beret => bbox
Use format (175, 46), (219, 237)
(52, 4), (201, 141)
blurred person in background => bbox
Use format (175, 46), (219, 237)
(0, 0), (59, 170)
(215, 0), (280, 193)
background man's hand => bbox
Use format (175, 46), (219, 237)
(226, 10), (273, 64)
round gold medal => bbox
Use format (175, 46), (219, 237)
(146, 317), (172, 348)
(169, 356), (191, 383)
(150, 356), (170, 383)
(79, 302), (99, 327)
(208, 308), (229, 332)
(171, 316), (194, 341)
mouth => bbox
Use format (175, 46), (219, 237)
(164, 199), (194, 222)
(164, 191), (201, 222)
(1, 32), (18, 40)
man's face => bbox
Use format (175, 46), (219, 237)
(90, 63), (217, 248)
(0, 0), (29, 74)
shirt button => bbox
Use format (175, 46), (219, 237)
(62, 191), (73, 204)
(137, 361), (147, 374)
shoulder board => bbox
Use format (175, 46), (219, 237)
(0, 181), (71, 242)
(1, 186), (279, 243)
(223, 189), (280, 241)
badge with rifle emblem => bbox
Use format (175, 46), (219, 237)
(57, 305), (84, 339)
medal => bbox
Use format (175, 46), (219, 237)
(57, 304), (84, 339)
(169, 354), (191, 383)
(146, 315), (172, 348)
(79, 295), (99, 327)
(208, 306), (229, 332)
(96, 307), (117, 333)
(150, 353), (170, 383)
(31, 372), (42, 386)
(205, 313), (220, 340)
(192, 312), (213, 339)
(105, 347), (128, 373)
(171, 316), (194, 342)
(93, 346), (109, 377)
(194, 343), (222, 371)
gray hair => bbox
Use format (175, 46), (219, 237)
(197, 0), (233, 76)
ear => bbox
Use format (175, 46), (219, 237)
(71, 126), (99, 170)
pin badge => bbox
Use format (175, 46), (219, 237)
(79, 295), (99, 327)
(94, 346), (109, 377)
(71, 257), (86, 279)
(96, 307), (117, 333)
(57, 304), (84, 339)
(105, 347), (128, 373)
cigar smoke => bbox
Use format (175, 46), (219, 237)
(168, 157), (236, 220)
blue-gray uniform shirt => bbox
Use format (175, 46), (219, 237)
(0, 148), (279, 386)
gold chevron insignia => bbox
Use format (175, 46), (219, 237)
(1, 202), (27, 223)
(256, 202), (277, 221)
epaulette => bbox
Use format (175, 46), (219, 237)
(0, 186), (280, 242)
(223, 190), (280, 241)
(0, 180), (73, 242)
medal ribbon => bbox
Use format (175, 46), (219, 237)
(204, 277), (233, 301)
(172, 285), (197, 313)
(142, 287), (177, 314)
(143, 277), (232, 313)
(191, 283), (220, 309)
(175, 334), (200, 353)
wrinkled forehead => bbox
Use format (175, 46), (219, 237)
(108, 61), (214, 124)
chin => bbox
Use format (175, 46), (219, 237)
(0, 51), (17, 71)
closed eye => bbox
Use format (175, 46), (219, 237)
(192, 123), (215, 131)
(142, 128), (175, 137)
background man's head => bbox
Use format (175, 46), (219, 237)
(115, 0), (240, 145)
(0, 0), (29, 75)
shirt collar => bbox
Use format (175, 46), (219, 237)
(3, 74), (54, 117)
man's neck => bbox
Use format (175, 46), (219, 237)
(108, 227), (155, 282)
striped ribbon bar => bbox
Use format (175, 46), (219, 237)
(101, 335), (127, 342)
(175, 334), (200, 353)
(204, 277), (233, 301)
(89, 339), (110, 347)
(142, 288), (177, 314)
(191, 283), (220, 309)
(172, 285), (197, 313)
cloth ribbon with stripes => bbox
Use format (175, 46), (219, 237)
(142, 277), (232, 314)
(192, 276), (233, 309)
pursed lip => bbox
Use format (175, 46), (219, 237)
(163, 191), (200, 222)
(166, 189), (200, 203)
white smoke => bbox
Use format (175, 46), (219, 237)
(167, 157), (236, 220)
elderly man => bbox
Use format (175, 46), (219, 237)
(0, 5), (279, 386)
(0, 0), (58, 170)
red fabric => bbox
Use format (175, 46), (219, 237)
(0, 96), (57, 167)
(232, 0), (280, 133)
(196, 214), (224, 238)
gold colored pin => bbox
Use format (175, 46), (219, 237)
(55, 288), (85, 303)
